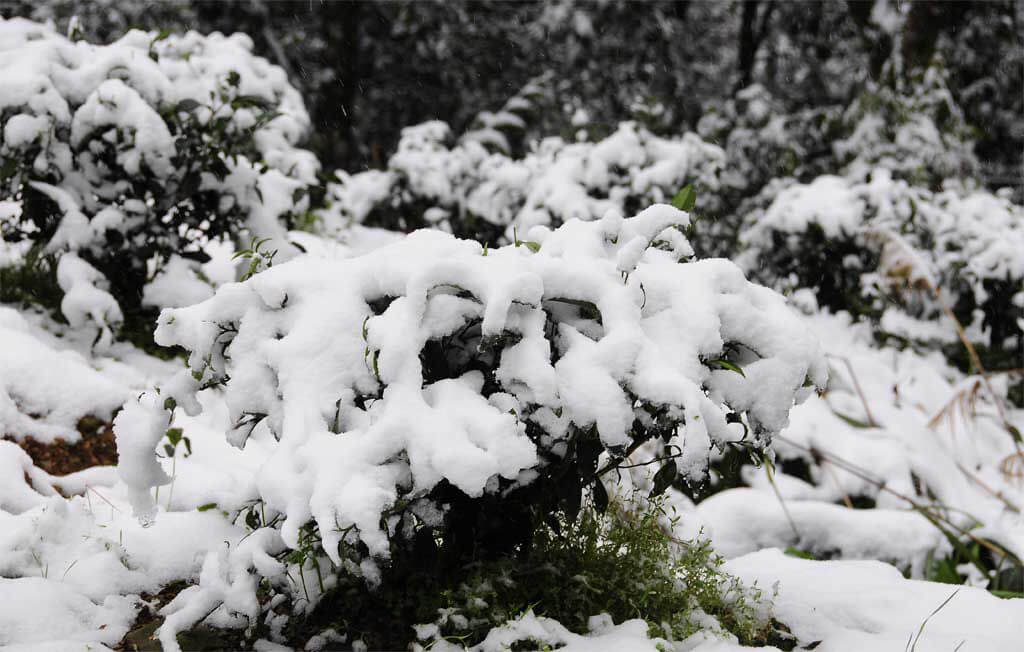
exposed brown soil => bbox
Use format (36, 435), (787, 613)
(115, 580), (247, 651)
(7, 415), (118, 475)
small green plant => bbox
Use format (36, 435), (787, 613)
(0, 244), (63, 318)
(285, 492), (776, 650)
(232, 236), (279, 280)
(155, 426), (192, 510)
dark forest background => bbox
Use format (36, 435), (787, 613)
(3, 0), (1020, 191)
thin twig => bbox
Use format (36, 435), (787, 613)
(930, 284), (1020, 456)
(765, 462), (801, 540)
(907, 589), (959, 652)
(86, 486), (122, 514)
(822, 461), (855, 509)
(828, 354), (878, 427)
(954, 461), (1021, 514)
(776, 435), (1012, 561)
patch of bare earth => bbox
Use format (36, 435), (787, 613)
(6, 415), (118, 475)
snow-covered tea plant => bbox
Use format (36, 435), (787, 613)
(834, 62), (979, 188)
(318, 116), (725, 247)
(0, 18), (318, 341)
(697, 84), (841, 201)
(739, 169), (1024, 377)
(114, 204), (824, 647)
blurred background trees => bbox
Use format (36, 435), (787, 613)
(3, 0), (1019, 194)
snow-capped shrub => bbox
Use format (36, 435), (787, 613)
(319, 118), (725, 247)
(115, 205), (824, 647)
(0, 18), (318, 337)
(697, 85), (841, 198)
(835, 61), (979, 188)
(740, 169), (1024, 374)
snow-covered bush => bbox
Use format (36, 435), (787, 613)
(697, 84), (841, 197)
(319, 117), (725, 247)
(114, 204), (824, 647)
(740, 169), (1024, 379)
(0, 18), (318, 340)
(834, 61), (979, 188)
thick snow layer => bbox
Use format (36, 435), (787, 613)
(0, 307), (128, 441)
(0, 577), (135, 649)
(728, 549), (1024, 651)
(754, 175), (865, 239)
(55, 253), (123, 350)
(698, 488), (946, 573)
(142, 255), (215, 310)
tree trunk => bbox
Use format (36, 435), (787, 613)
(736, 0), (776, 92)
(901, 1), (972, 73)
(318, 0), (363, 169)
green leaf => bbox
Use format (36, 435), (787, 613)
(831, 410), (873, 429)
(165, 427), (183, 446)
(671, 184), (697, 212)
(163, 444), (175, 457)
(231, 95), (273, 111)
(196, 503), (218, 512)
(991, 589), (1024, 599)
(707, 358), (746, 377)
(523, 241), (541, 253)
(784, 546), (819, 560)
(1006, 424), (1022, 444)
(928, 555), (963, 585)
(174, 98), (201, 114)
(650, 459), (677, 498)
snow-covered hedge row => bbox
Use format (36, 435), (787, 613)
(319, 119), (725, 246)
(739, 169), (1024, 365)
(114, 206), (825, 645)
(0, 18), (318, 337)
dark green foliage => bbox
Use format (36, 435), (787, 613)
(0, 48), (309, 348)
(761, 224), (880, 318)
(282, 496), (774, 650)
(0, 244), (63, 317)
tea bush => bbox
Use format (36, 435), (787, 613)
(114, 205), (824, 649)
(739, 169), (1024, 381)
(317, 95), (726, 247)
(0, 18), (318, 344)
